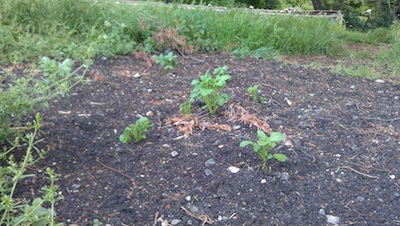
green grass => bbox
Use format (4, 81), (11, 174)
(0, 0), (399, 76)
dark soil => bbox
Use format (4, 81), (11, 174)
(28, 52), (399, 225)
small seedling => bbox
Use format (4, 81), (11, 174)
(119, 117), (153, 144)
(247, 85), (258, 102)
(190, 66), (231, 114)
(180, 100), (192, 115)
(152, 52), (177, 72)
(240, 130), (287, 169)
(260, 96), (267, 104)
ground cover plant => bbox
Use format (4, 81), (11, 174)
(119, 117), (153, 144)
(240, 130), (287, 169)
(190, 66), (231, 114)
(0, 0), (399, 225)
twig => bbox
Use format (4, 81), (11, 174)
(181, 206), (213, 226)
(361, 117), (400, 122)
(96, 157), (135, 182)
(341, 166), (379, 179)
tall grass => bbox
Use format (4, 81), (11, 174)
(0, 0), (146, 63)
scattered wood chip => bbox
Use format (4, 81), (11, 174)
(165, 115), (231, 139)
(226, 104), (272, 134)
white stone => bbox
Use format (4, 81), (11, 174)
(185, 196), (191, 201)
(375, 79), (385, 83)
(146, 111), (154, 117)
(261, 179), (267, 184)
(227, 166), (240, 173)
(389, 175), (396, 180)
(171, 219), (181, 225)
(133, 73), (140, 78)
(171, 151), (179, 157)
(326, 215), (340, 224)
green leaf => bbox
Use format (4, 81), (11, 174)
(200, 88), (214, 96)
(270, 132), (284, 142)
(239, 140), (254, 148)
(272, 153), (287, 162)
(119, 134), (129, 144)
(257, 130), (268, 141)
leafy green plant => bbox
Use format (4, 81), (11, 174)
(240, 130), (287, 169)
(152, 52), (177, 72)
(119, 117), (153, 144)
(247, 85), (258, 102)
(190, 66), (231, 114)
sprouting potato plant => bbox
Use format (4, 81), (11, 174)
(119, 117), (153, 144)
(152, 52), (177, 72)
(240, 130), (287, 169)
(190, 66), (231, 114)
(247, 85), (258, 102)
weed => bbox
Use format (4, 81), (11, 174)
(247, 85), (258, 102)
(0, 114), (62, 225)
(119, 117), (153, 144)
(240, 130), (287, 169)
(152, 52), (177, 72)
(0, 56), (91, 143)
(190, 66), (231, 114)
(180, 101), (192, 115)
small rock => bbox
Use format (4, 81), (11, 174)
(171, 151), (179, 157)
(357, 196), (365, 202)
(212, 140), (220, 146)
(233, 125), (241, 130)
(133, 73), (140, 78)
(284, 97), (293, 106)
(171, 219), (181, 225)
(389, 175), (395, 180)
(276, 172), (289, 181)
(189, 205), (199, 213)
(350, 85), (355, 89)
(227, 166), (240, 173)
(204, 169), (213, 176)
(326, 215), (340, 224)
(375, 79), (385, 83)
(218, 144), (224, 149)
(146, 111), (154, 117)
(185, 196), (191, 201)
(71, 184), (80, 189)
(163, 144), (171, 148)
(147, 89), (152, 93)
(218, 215), (229, 221)
(318, 209), (326, 215)
(261, 179), (267, 184)
(205, 158), (216, 166)
(336, 178), (342, 183)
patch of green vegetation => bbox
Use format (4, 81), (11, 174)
(153, 52), (177, 72)
(240, 130), (287, 170)
(119, 117), (153, 144)
(0, 56), (90, 225)
(190, 66), (231, 114)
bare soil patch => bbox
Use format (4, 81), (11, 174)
(25, 52), (400, 225)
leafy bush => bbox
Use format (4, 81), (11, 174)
(190, 66), (231, 114)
